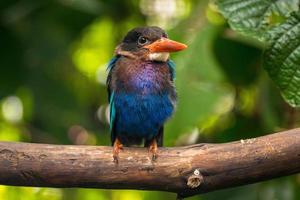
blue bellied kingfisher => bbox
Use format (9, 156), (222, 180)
(106, 26), (187, 162)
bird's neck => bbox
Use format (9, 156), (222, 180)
(115, 48), (169, 62)
(114, 57), (170, 93)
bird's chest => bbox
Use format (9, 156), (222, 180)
(112, 61), (175, 136)
(115, 62), (170, 94)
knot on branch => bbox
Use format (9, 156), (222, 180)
(187, 169), (203, 188)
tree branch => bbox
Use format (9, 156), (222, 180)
(0, 128), (300, 198)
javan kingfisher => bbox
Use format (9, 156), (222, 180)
(106, 26), (187, 162)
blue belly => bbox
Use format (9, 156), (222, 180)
(114, 92), (174, 140)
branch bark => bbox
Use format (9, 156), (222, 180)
(0, 128), (300, 198)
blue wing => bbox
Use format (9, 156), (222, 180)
(109, 91), (116, 131)
(167, 59), (176, 80)
(106, 56), (119, 101)
(107, 56), (119, 71)
(106, 56), (119, 144)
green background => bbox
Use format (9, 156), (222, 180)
(0, 0), (299, 199)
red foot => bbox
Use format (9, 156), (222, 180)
(113, 138), (123, 164)
(148, 138), (158, 161)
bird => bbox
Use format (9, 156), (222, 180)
(106, 26), (187, 163)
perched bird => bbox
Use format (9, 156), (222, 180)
(106, 26), (187, 162)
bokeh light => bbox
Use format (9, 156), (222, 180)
(140, 0), (190, 28)
(1, 96), (23, 123)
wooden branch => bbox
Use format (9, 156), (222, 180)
(0, 128), (300, 198)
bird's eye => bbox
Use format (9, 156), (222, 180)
(138, 36), (149, 45)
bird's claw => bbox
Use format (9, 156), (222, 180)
(113, 154), (119, 164)
(151, 152), (157, 161)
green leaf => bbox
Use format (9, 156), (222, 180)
(263, 12), (300, 107)
(215, 0), (299, 40)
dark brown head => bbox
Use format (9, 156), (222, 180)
(116, 26), (187, 62)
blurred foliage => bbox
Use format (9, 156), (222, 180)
(0, 0), (299, 199)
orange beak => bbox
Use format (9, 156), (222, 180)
(144, 38), (187, 53)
